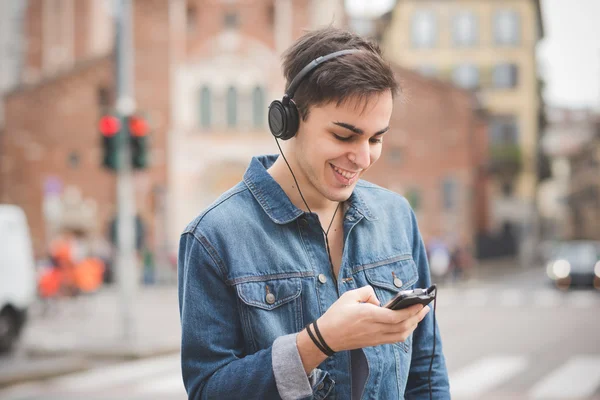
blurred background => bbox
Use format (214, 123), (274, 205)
(0, 0), (599, 399)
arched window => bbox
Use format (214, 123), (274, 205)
(252, 86), (265, 128)
(199, 86), (211, 129)
(226, 86), (237, 128)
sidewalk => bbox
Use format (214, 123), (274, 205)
(22, 285), (181, 360)
(0, 285), (181, 388)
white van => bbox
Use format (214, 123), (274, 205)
(0, 205), (36, 352)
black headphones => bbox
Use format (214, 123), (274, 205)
(268, 49), (361, 141)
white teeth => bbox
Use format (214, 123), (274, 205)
(333, 165), (356, 180)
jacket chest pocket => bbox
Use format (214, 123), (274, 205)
(235, 277), (303, 352)
(360, 255), (419, 352)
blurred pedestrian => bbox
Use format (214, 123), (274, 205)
(178, 27), (449, 400)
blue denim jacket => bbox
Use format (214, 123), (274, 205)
(178, 155), (450, 400)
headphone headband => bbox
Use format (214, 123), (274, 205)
(283, 49), (360, 104)
(269, 48), (361, 141)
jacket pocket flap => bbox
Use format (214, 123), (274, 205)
(235, 277), (302, 310)
(362, 255), (418, 292)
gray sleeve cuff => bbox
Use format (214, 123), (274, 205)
(272, 333), (313, 400)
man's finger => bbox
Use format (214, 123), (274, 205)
(347, 285), (380, 306)
(368, 303), (422, 324)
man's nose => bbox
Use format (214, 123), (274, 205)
(351, 141), (371, 169)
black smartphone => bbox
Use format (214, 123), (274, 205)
(385, 285), (436, 310)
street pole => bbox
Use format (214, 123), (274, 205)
(115, 0), (137, 342)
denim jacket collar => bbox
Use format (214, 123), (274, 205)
(243, 154), (377, 225)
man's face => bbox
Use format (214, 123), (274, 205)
(292, 90), (393, 203)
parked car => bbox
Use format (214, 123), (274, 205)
(544, 240), (600, 289)
(0, 205), (36, 352)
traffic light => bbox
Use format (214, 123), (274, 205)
(128, 114), (150, 169)
(99, 114), (121, 171)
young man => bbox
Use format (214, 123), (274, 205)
(178, 27), (450, 399)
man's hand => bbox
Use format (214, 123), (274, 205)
(296, 286), (429, 373)
(318, 285), (430, 351)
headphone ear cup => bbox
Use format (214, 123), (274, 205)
(268, 100), (287, 139)
(282, 100), (299, 141)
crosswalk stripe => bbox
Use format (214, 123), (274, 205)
(48, 353), (180, 391)
(529, 356), (600, 399)
(532, 289), (563, 308)
(566, 291), (599, 308)
(462, 288), (489, 307)
(133, 371), (186, 394)
(450, 355), (528, 398)
(498, 289), (524, 307)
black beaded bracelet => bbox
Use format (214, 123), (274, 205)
(313, 319), (336, 356)
(305, 323), (331, 357)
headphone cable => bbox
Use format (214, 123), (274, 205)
(274, 138), (341, 284)
(428, 286), (437, 400)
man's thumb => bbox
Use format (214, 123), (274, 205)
(350, 285), (380, 306)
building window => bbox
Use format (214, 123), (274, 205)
(494, 10), (520, 46)
(452, 64), (479, 89)
(442, 178), (457, 210)
(411, 10), (437, 48)
(405, 188), (421, 211)
(226, 86), (237, 128)
(68, 152), (80, 169)
(224, 11), (239, 29)
(252, 86), (265, 129)
(417, 65), (438, 78)
(267, 5), (275, 28)
(97, 86), (111, 109)
(501, 181), (514, 197)
(492, 63), (519, 88)
(199, 86), (211, 129)
(186, 5), (197, 33)
(388, 147), (403, 163)
(452, 11), (478, 47)
(490, 115), (519, 145)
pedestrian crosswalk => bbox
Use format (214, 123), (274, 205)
(450, 354), (600, 399)
(0, 354), (186, 400)
(450, 355), (529, 398)
(2, 352), (600, 399)
(437, 286), (600, 309)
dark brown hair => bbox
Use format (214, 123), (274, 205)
(282, 26), (399, 120)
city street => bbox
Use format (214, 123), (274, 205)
(0, 265), (599, 399)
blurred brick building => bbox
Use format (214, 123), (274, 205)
(363, 66), (489, 251)
(375, 0), (545, 260)
(1, 0), (490, 264)
(542, 108), (600, 241)
(0, 0), (346, 259)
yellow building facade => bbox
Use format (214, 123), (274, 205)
(381, 0), (544, 234)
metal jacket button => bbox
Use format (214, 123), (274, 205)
(393, 277), (403, 288)
(318, 274), (327, 284)
(266, 293), (276, 304)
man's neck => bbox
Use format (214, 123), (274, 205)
(268, 156), (340, 215)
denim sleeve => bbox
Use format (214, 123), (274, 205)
(179, 231), (324, 400)
(404, 207), (451, 399)
(178, 231), (281, 399)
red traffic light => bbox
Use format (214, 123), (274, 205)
(128, 116), (149, 137)
(99, 115), (121, 137)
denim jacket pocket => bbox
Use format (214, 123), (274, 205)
(362, 255), (419, 352)
(235, 277), (303, 352)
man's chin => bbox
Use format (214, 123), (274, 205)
(324, 185), (354, 203)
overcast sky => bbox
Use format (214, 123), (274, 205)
(345, 0), (600, 110)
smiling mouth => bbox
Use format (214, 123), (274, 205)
(331, 165), (358, 179)
(330, 163), (361, 185)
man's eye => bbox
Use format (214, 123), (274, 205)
(370, 137), (383, 144)
(333, 134), (352, 142)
